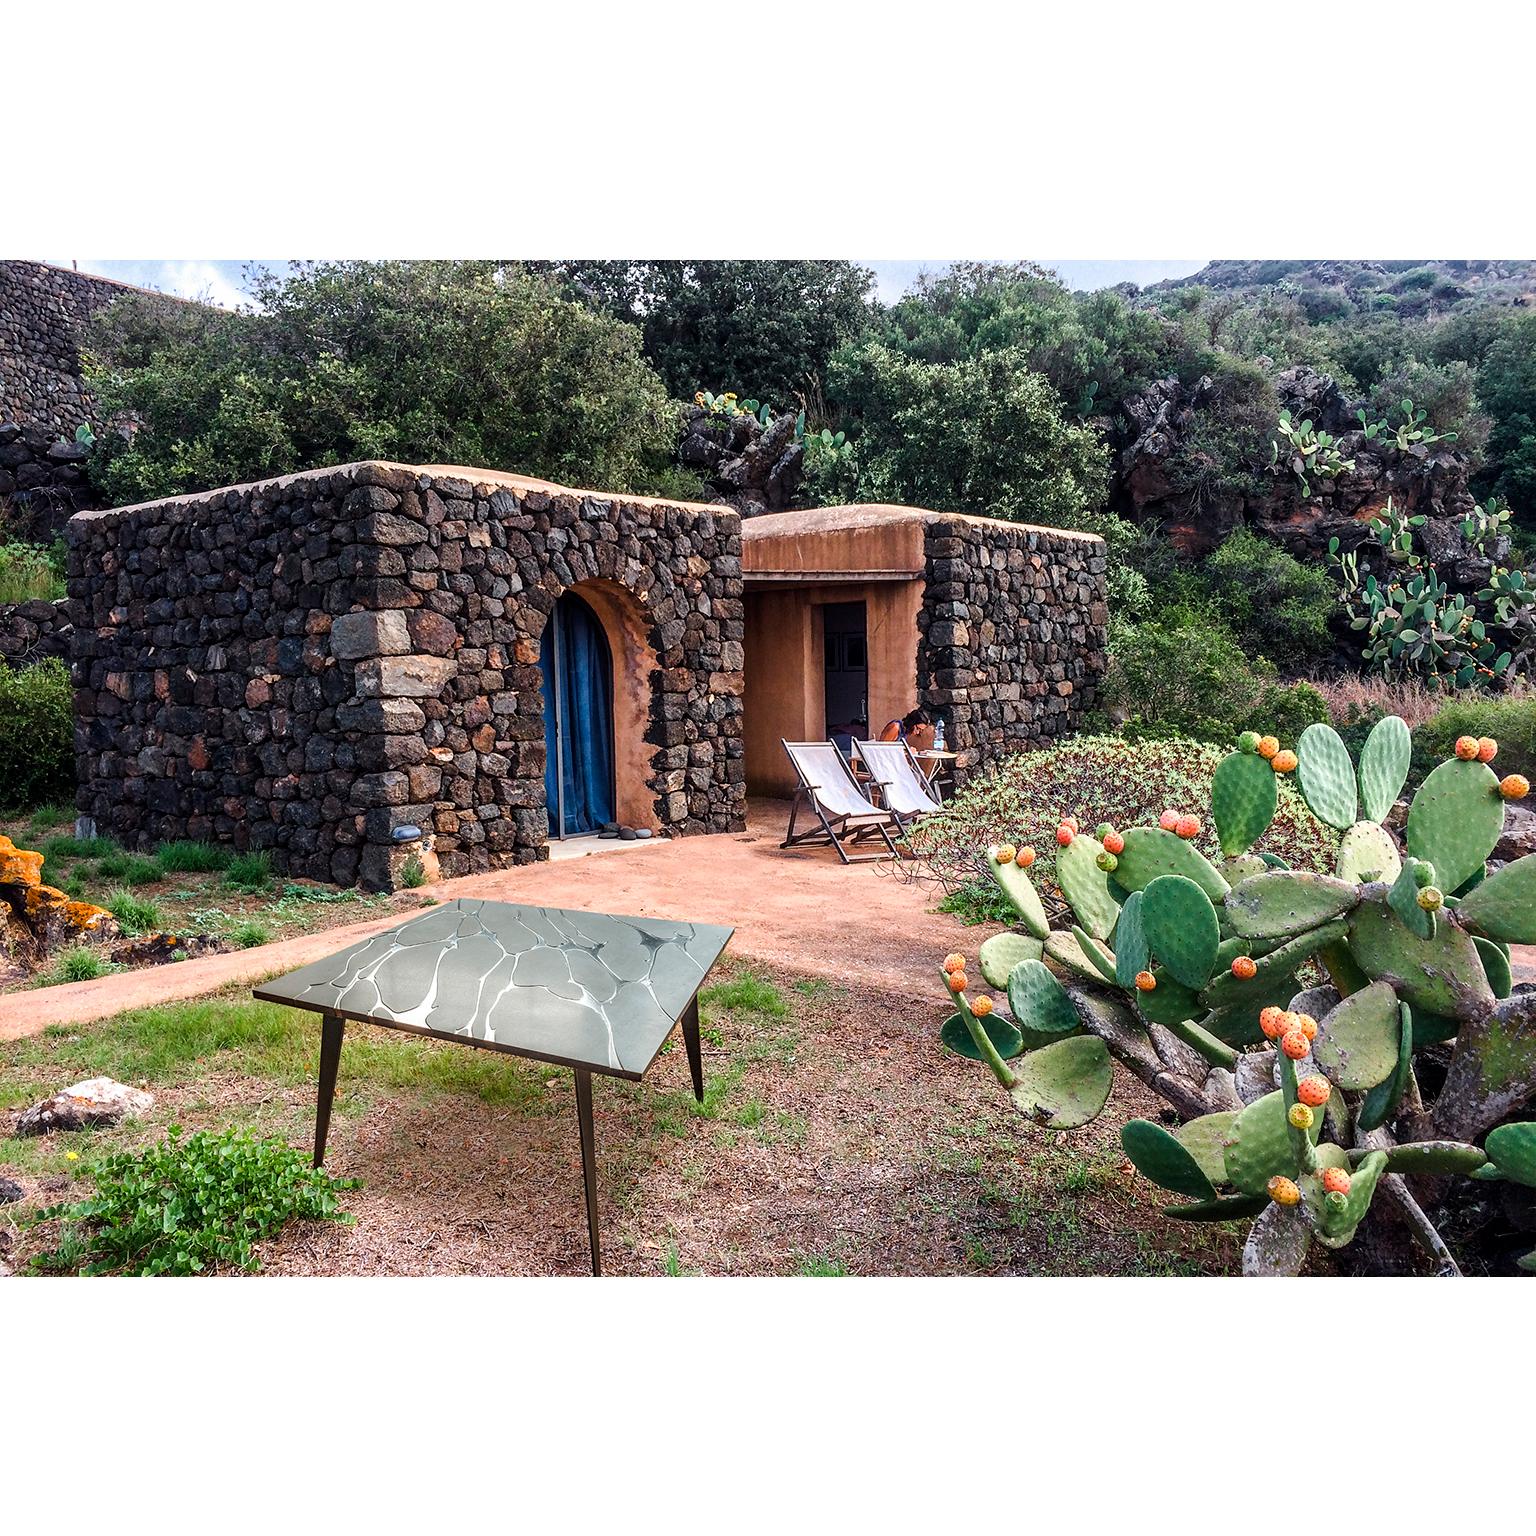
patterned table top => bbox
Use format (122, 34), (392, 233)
(253, 898), (733, 1079)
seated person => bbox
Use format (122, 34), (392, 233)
(879, 708), (936, 753)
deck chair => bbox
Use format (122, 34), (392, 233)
(780, 740), (902, 864)
(853, 739), (945, 831)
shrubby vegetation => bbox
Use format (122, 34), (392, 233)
(0, 658), (73, 809)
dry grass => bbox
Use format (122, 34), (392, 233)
(1312, 674), (1445, 728)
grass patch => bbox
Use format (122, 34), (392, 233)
(38, 833), (119, 863)
(35, 946), (116, 987)
(21, 803), (76, 836)
(398, 855), (427, 889)
(153, 840), (234, 874)
(224, 851), (273, 891)
(106, 887), (163, 936)
(0, 993), (550, 1112)
(701, 969), (788, 1018)
(232, 921), (272, 949)
(94, 851), (163, 886)
(795, 1255), (849, 1276)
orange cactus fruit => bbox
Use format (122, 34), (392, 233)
(1016, 846), (1037, 868)
(1294, 1013), (1318, 1041)
(1500, 774), (1530, 801)
(972, 995), (994, 1017)
(947, 971), (968, 994)
(1257, 736), (1280, 760)
(1267, 1175), (1301, 1207)
(1056, 824), (1075, 847)
(1158, 809), (1181, 831)
(1321, 1166), (1352, 1196)
(1258, 1005), (1287, 1039)
(1296, 1075), (1331, 1108)
(1134, 970), (1157, 992)
(1477, 737), (1498, 763)
(1271, 749), (1298, 774)
(1455, 735), (1480, 761)
(1102, 830), (1125, 856)
(943, 953), (966, 975)
(1060, 817), (1080, 834)
(1287, 1102), (1315, 1131)
(1231, 955), (1258, 980)
(1280, 1029), (1311, 1060)
(993, 842), (1017, 865)
(1175, 815), (1201, 840)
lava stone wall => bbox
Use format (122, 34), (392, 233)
(0, 596), (71, 667)
(68, 462), (745, 887)
(918, 516), (1106, 780)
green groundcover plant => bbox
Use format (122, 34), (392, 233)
(28, 1125), (358, 1276)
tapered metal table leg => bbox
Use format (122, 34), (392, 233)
(681, 994), (705, 1104)
(574, 1067), (601, 1276)
(313, 1012), (344, 1167)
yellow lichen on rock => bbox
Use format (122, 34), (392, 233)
(0, 847), (45, 888)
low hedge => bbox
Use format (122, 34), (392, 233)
(0, 657), (74, 810)
(1418, 695), (1536, 783)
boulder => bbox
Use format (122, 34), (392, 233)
(15, 1077), (155, 1137)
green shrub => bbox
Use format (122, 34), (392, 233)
(0, 539), (66, 604)
(1101, 611), (1329, 745)
(1201, 527), (1337, 671)
(0, 658), (74, 810)
(106, 887), (163, 936)
(37, 946), (113, 986)
(154, 840), (234, 874)
(398, 855), (427, 889)
(906, 735), (1337, 911)
(1419, 694), (1536, 782)
(28, 1125), (358, 1276)
(224, 851), (273, 891)
(231, 921), (272, 949)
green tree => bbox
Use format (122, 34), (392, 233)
(84, 261), (688, 504)
(1476, 310), (1536, 519)
(825, 343), (1109, 529)
(540, 259), (877, 403)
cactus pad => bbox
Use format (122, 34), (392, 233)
(941, 1009), (1024, 1062)
(1472, 936), (1513, 1000)
(1303, 1147), (1386, 1248)
(1357, 1001), (1413, 1132)
(978, 932), (1044, 990)
(1387, 858), (1437, 940)
(1312, 980), (1401, 1090)
(1006, 958), (1083, 1038)
(1200, 919), (1348, 1009)
(1200, 974), (1301, 1048)
(1224, 869), (1360, 939)
(1113, 827), (1230, 903)
(1223, 1090), (1315, 1196)
(1174, 1111), (1239, 1186)
(1121, 1119), (1218, 1200)
(1297, 722), (1359, 830)
(1162, 1193), (1268, 1222)
(1044, 929), (1116, 985)
(1406, 757), (1503, 899)
(1135, 972), (1203, 1029)
(1373, 1140), (1490, 1178)
(1484, 1123), (1536, 1187)
(1139, 874), (1221, 989)
(1113, 890), (1148, 991)
(1334, 820), (1402, 885)
(1358, 714), (1412, 821)
(1007, 1034), (1112, 1129)
(989, 855), (1050, 940)
(1455, 854), (1536, 944)
(1347, 892), (1494, 1022)
(1211, 749), (1278, 855)
(1056, 833), (1121, 941)
(1242, 1200), (1312, 1277)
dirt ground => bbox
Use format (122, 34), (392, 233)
(0, 958), (1245, 1278)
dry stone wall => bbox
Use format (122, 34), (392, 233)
(0, 596), (71, 667)
(918, 517), (1106, 777)
(68, 463), (745, 887)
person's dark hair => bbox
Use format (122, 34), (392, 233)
(902, 708), (931, 730)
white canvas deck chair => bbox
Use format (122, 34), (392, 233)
(853, 738), (945, 831)
(780, 740), (902, 864)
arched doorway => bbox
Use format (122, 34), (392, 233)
(541, 590), (617, 837)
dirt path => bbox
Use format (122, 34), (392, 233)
(0, 802), (992, 1041)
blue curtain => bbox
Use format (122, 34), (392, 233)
(541, 593), (616, 836)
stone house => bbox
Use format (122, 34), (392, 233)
(67, 460), (1106, 887)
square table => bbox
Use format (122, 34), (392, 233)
(253, 897), (734, 1274)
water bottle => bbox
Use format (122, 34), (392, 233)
(934, 717), (947, 751)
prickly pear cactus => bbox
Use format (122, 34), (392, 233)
(934, 717), (1536, 1276)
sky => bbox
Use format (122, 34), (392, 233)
(49, 258), (1210, 310)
